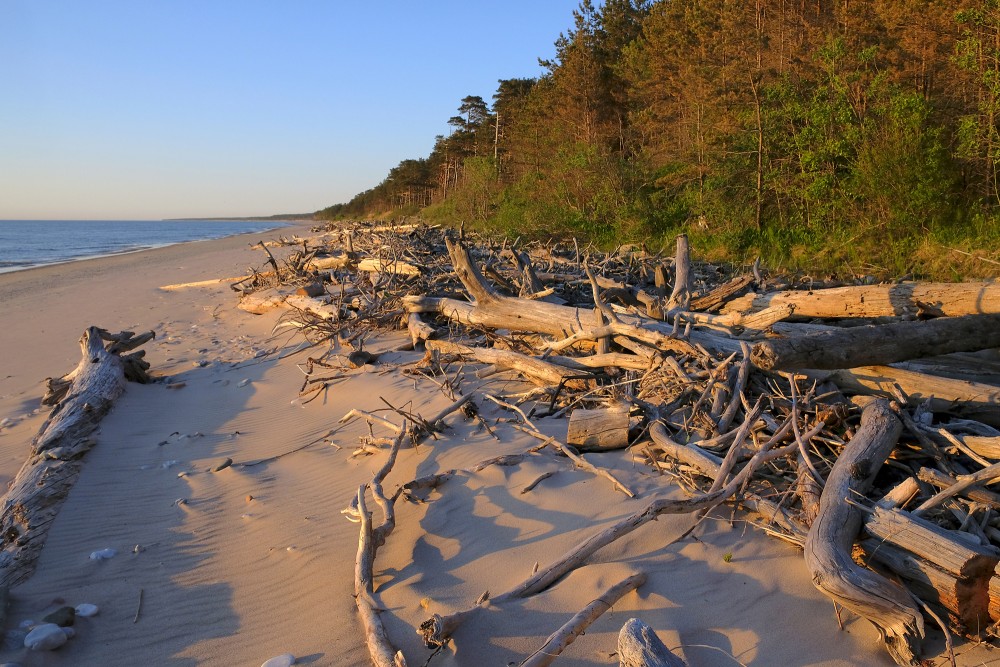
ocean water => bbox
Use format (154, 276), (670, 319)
(0, 219), (289, 274)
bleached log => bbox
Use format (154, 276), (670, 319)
(402, 295), (741, 358)
(357, 258), (421, 277)
(723, 282), (1000, 319)
(751, 315), (1000, 371)
(0, 327), (153, 587)
(690, 274), (753, 313)
(803, 399), (924, 666)
(520, 572), (647, 667)
(566, 403), (630, 451)
(354, 431), (409, 667)
(862, 506), (998, 633)
(238, 288), (290, 314)
(406, 313), (435, 347)
(666, 234), (690, 312)
(435, 238), (701, 357)
(158, 274), (253, 290)
(808, 365), (1000, 427)
(618, 618), (688, 667)
(285, 295), (341, 321)
(424, 339), (588, 389)
(917, 467), (1000, 509)
(306, 253), (353, 272)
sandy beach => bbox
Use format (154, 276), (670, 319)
(0, 224), (993, 667)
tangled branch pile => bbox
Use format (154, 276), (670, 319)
(234, 220), (1000, 666)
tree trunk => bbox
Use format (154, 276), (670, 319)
(723, 282), (1000, 319)
(566, 404), (630, 451)
(751, 314), (1000, 371)
(803, 399), (924, 666)
(618, 618), (688, 667)
(0, 327), (153, 587)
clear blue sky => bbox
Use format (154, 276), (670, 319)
(0, 1), (585, 220)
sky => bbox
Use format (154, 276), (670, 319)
(0, 1), (586, 220)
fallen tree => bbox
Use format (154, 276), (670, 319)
(0, 327), (154, 588)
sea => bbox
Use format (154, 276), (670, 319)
(0, 219), (290, 274)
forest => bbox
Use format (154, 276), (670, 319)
(317, 0), (1000, 278)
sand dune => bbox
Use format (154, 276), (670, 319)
(0, 224), (991, 665)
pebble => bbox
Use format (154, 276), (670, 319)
(23, 623), (67, 651)
(211, 458), (233, 472)
(41, 606), (74, 627)
(75, 603), (99, 618)
(17, 620), (33, 630)
(237, 378), (251, 388)
(89, 548), (117, 560)
(261, 654), (296, 667)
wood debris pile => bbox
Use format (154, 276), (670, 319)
(236, 220), (1000, 666)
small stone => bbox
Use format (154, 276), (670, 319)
(245, 494), (254, 503)
(211, 458), (233, 472)
(174, 498), (187, 506)
(74, 603), (99, 618)
(261, 653), (296, 667)
(237, 378), (250, 388)
(41, 606), (74, 627)
(24, 623), (67, 651)
(89, 548), (117, 560)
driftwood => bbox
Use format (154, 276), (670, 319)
(803, 400), (924, 666)
(0, 327), (154, 587)
(618, 618), (688, 667)
(233, 221), (1000, 664)
(723, 282), (1000, 319)
(751, 314), (1000, 371)
(862, 506), (997, 634)
(425, 339), (589, 389)
(354, 430), (409, 667)
(566, 403), (630, 451)
(519, 572), (647, 667)
(808, 365), (1000, 427)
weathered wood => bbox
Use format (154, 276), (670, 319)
(917, 467), (1000, 510)
(357, 257), (421, 277)
(432, 238), (701, 358)
(811, 365), (1000, 427)
(803, 399), (924, 666)
(354, 431), (409, 667)
(862, 506), (998, 633)
(751, 315), (1000, 371)
(690, 274), (753, 313)
(520, 572), (647, 667)
(424, 339), (588, 389)
(858, 540), (986, 636)
(566, 403), (630, 451)
(666, 234), (690, 312)
(618, 618), (688, 667)
(723, 282), (1000, 319)
(406, 313), (435, 347)
(402, 294), (741, 358)
(0, 327), (152, 587)
(305, 253), (353, 272)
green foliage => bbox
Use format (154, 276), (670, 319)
(317, 0), (1000, 280)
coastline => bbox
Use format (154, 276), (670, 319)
(0, 220), (293, 276)
(0, 223), (980, 665)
